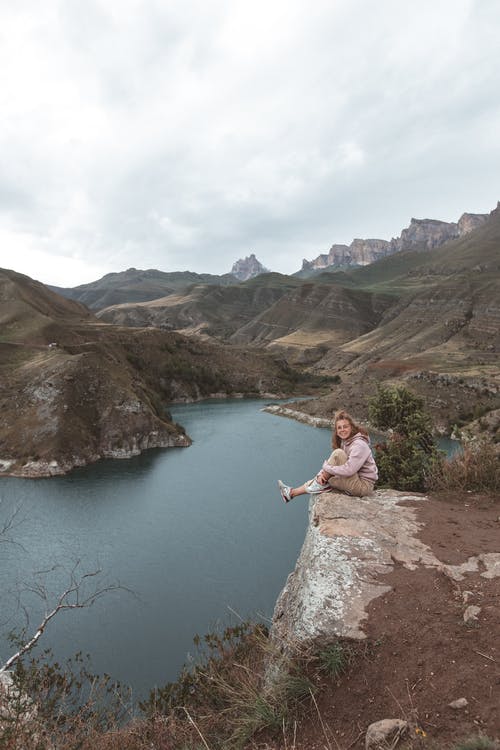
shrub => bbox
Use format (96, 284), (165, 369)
(1, 648), (131, 750)
(427, 439), (500, 494)
(369, 386), (440, 492)
(140, 621), (315, 749)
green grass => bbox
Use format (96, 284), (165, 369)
(317, 641), (348, 678)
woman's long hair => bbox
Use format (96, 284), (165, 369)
(332, 409), (369, 449)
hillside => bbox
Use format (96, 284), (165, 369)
(290, 208), (500, 432)
(50, 267), (237, 310)
(97, 273), (394, 364)
(41, 203), (500, 437)
(97, 273), (303, 339)
(229, 283), (394, 363)
(0, 269), (312, 477)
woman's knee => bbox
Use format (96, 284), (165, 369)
(329, 449), (347, 466)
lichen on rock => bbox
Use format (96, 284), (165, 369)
(271, 489), (438, 649)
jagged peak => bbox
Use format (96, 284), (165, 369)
(303, 202), (496, 272)
(231, 253), (269, 281)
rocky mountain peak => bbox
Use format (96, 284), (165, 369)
(302, 205), (491, 273)
(457, 212), (490, 235)
(231, 253), (269, 281)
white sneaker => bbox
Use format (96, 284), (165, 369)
(278, 480), (292, 503)
(306, 478), (330, 494)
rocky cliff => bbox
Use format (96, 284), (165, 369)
(269, 489), (500, 746)
(303, 209), (489, 272)
(272, 490), (433, 645)
(0, 268), (306, 477)
(231, 253), (269, 280)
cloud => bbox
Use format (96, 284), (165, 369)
(0, 0), (499, 286)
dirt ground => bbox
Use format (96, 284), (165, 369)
(262, 491), (500, 749)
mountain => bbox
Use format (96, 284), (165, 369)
(290, 205), (500, 434)
(228, 283), (393, 364)
(302, 239), (391, 272)
(97, 273), (301, 339)
(231, 253), (269, 280)
(97, 272), (394, 365)
(50, 267), (237, 311)
(302, 210), (490, 272)
(99, 203), (496, 434)
(37, 200), (500, 440)
(0, 268), (311, 477)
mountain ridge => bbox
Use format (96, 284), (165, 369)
(50, 203), (497, 309)
(0, 268), (313, 477)
(94, 206), (500, 434)
(301, 209), (491, 272)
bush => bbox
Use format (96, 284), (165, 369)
(369, 386), (440, 492)
(427, 440), (500, 494)
(1, 648), (131, 750)
(139, 621), (315, 749)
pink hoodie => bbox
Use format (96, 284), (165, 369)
(322, 432), (378, 483)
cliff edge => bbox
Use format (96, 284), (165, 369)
(270, 489), (500, 747)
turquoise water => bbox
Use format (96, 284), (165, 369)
(0, 399), (329, 698)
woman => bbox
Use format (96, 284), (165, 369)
(278, 409), (378, 502)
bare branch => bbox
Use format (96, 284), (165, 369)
(0, 562), (126, 674)
(0, 500), (25, 549)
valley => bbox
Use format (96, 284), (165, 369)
(88, 205), (500, 440)
(2, 202), (499, 477)
(0, 269), (317, 477)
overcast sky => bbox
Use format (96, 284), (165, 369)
(1, 0), (499, 287)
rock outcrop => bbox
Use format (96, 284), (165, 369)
(231, 254), (269, 281)
(271, 490), (433, 645)
(271, 489), (500, 649)
(391, 218), (459, 251)
(303, 209), (489, 272)
(302, 240), (391, 271)
(457, 212), (491, 235)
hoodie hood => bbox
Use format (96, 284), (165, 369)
(343, 431), (371, 447)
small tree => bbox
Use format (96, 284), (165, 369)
(368, 385), (440, 491)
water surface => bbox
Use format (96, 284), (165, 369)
(0, 399), (461, 698)
(0, 399), (328, 698)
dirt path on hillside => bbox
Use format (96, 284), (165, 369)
(264, 492), (499, 750)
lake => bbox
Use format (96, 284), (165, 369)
(0, 399), (461, 700)
(0, 399), (331, 699)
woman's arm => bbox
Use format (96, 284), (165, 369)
(322, 440), (371, 478)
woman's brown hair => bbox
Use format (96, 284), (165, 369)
(331, 409), (368, 449)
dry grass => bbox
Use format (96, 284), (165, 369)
(427, 439), (500, 494)
(2, 631), (498, 750)
(0, 624), (319, 750)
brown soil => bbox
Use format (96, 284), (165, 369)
(263, 492), (500, 749)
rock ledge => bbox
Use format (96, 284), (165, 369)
(271, 490), (437, 646)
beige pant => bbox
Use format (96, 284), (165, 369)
(324, 448), (374, 497)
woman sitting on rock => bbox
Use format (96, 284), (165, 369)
(278, 409), (378, 502)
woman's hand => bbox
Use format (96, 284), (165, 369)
(316, 469), (330, 484)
